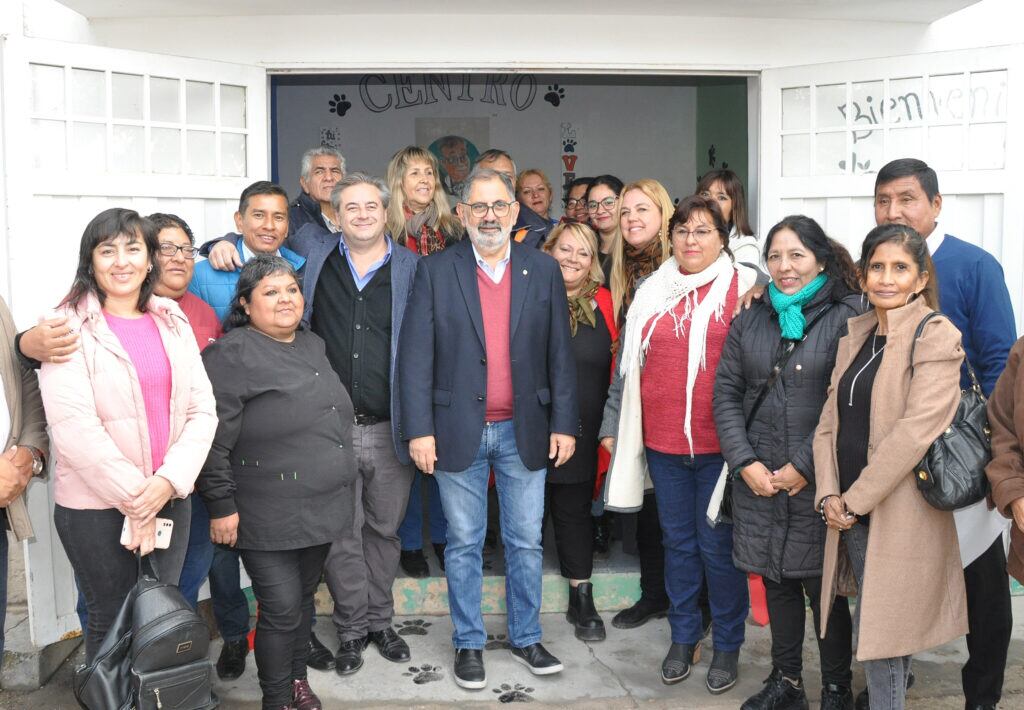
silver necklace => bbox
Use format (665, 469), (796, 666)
(847, 332), (885, 407)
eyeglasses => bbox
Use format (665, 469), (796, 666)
(587, 197), (617, 213)
(158, 242), (198, 259)
(565, 198), (587, 209)
(462, 201), (513, 218)
(671, 228), (717, 240)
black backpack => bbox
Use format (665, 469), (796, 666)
(74, 553), (217, 710)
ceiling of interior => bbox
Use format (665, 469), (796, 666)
(55, 0), (979, 23)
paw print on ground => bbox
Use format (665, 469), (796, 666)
(328, 93), (352, 116)
(484, 633), (510, 650)
(544, 85), (566, 107)
(494, 682), (535, 703)
(403, 664), (443, 684)
(394, 619), (431, 636)
(562, 138), (577, 153)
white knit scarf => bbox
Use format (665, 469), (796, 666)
(618, 252), (735, 451)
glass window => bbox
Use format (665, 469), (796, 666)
(186, 81), (215, 125)
(814, 132), (845, 175)
(815, 84), (846, 130)
(186, 130), (216, 175)
(111, 124), (145, 173)
(151, 128), (181, 174)
(969, 70), (1007, 122)
(927, 124), (964, 170)
(782, 134), (810, 177)
(31, 119), (66, 169)
(782, 87), (810, 131)
(888, 77), (924, 125)
(968, 124), (1006, 170)
(31, 64), (65, 116)
(220, 133), (246, 177)
(71, 68), (105, 118)
(112, 73), (144, 120)
(220, 85), (246, 129)
(927, 74), (966, 123)
(150, 77), (180, 123)
(70, 122), (106, 171)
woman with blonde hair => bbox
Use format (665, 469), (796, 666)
(385, 146), (463, 256)
(607, 179), (673, 323)
(516, 168), (557, 225)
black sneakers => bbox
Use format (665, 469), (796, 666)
(510, 643), (564, 675)
(741, 668), (808, 710)
(215, 637), (249, 680)
(821, 682), (855, 710)
(611, 596), (669, 629)
(453, 648), (486, 689)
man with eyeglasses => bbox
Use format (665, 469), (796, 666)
(562, 176), (594, 225)
(475, 149), (553, 249)
(399, 167), (578, 690)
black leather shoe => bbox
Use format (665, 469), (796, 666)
(706, 649), (740, 694)
(368, 626), (411, 662)
(215, 638), (249, 681)
(661, 642), (698, 685)
(611, 597), (669, 629)
(856, 670), (914, 710)
(965, 705), (998, 710)
(453, 648), (486, 689)
(567, 582), (606, 641)
(741, 668), (808, 710)
(432, 542), (446, 571)
(333, 637), (366, 676)
(821, 683), (854, 710)
(510, 643), (563, 675)
(400, 549), (430, 578)
(305, 632), (336, 671)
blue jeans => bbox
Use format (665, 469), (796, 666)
(434, 420), (546, 650)
(209, 545), (251, 642)
(646, 450), (747, 650)
(398, 470), (448, 550)
(178, 492), (215, 609)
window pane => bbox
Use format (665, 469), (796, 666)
(888, 127), (923, 159)
(71, 68), (105, 118)
(186, 81), (215, 125)
(849, 128), (881, 174)
(112, 73), (143, 120)
(814, 132), (845, 175)
(186, 130), (216, 175)
(70, 122), (106, 171)
(968, 123), (1006, 169)
(220, 85), (246, 128)
(781, 134), (810, 177)
(815, 84), (846, 130)
(969, 70), (1007, 122)
(220, 133), (246, 176)
(928, 74), (965, 123)
(782, 87), (810, 131)
(850, 80), (883, 134)
(111, 124), (145, 172)
(888, 77), (924, 125)
(151, 127), (181, 174)
(151, 77), (180, 123)
(928, 124), (963, 170)
(31, 64), (65, 115)
(32, 119), (66, 169)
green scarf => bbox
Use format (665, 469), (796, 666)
(768, 273), (828, 339)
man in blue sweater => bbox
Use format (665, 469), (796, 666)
(871, 158), (1014, 710)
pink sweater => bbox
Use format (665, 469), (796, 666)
(104, 313), (172, 471)
(478, 267), (514, 421)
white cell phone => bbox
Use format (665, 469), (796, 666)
(120, 516), (174, 549)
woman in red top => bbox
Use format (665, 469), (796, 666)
(385, 146), (463, 256)
(601, 196), (758, 694)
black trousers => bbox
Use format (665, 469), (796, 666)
(241, 544), (330, 710)
(962, 535), (1013, 705)
(54, 500), (191, 663)
(544, 480), (594, 580)
(638, 491), (669, 605)
(764, 575), (853, 686)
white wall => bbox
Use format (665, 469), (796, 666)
(274, 74), (697, 211)
(72, 1), (1022, 72)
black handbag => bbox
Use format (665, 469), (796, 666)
(73, 584), (135, 710)
(910, 312), (992, 510)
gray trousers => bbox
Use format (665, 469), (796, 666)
(844, 522), (913, 710)
(324, 421), (414, 641)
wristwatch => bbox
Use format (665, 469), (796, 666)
(28, 447), (45, 477)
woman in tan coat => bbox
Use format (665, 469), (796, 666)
(812, 223), (967, 710)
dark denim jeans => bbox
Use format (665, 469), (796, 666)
(177, 492), (215, 609)
(646, 449), (747, 650)
(398, 469), (448, 550)
(209, 545), (251, 642)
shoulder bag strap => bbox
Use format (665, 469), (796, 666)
(744, 303), (834, 429)
(909, 310), (983, 393)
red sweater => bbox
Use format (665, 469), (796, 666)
(177, 291), (222, 352)
(478, 267), (514, 421)
(640, 274), (738, 455)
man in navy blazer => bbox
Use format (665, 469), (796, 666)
(293, 173), (420, 676)
(399, 167), (578, 689)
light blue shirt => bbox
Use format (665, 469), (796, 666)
(339, 236), (393, 291)
(239, 240), (281, 264)
(471, 240), (511, 284)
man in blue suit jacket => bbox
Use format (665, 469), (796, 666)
(399, 168), (578, 689)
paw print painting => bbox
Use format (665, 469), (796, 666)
(562, 138), (577, 153)
(403, 664), (444, 684)
(494, 682), (535, 703)
(328, 93), (352, 116)
(394, 619), (432, 636)
(484, 633), (510, 650)
(544, 85), (566, 107)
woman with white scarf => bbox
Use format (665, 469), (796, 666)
(599, 195), (757, 695)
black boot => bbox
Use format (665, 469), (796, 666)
(611, 596), (668, 629)
(821, 683), (854, 710)
(741, 668), (808, 710)
(566, 582), (606, 641)
(592, 514), (611, 560)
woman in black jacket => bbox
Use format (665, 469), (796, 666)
(713, 216), (861, 710)
(199, 255), (355, 710)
